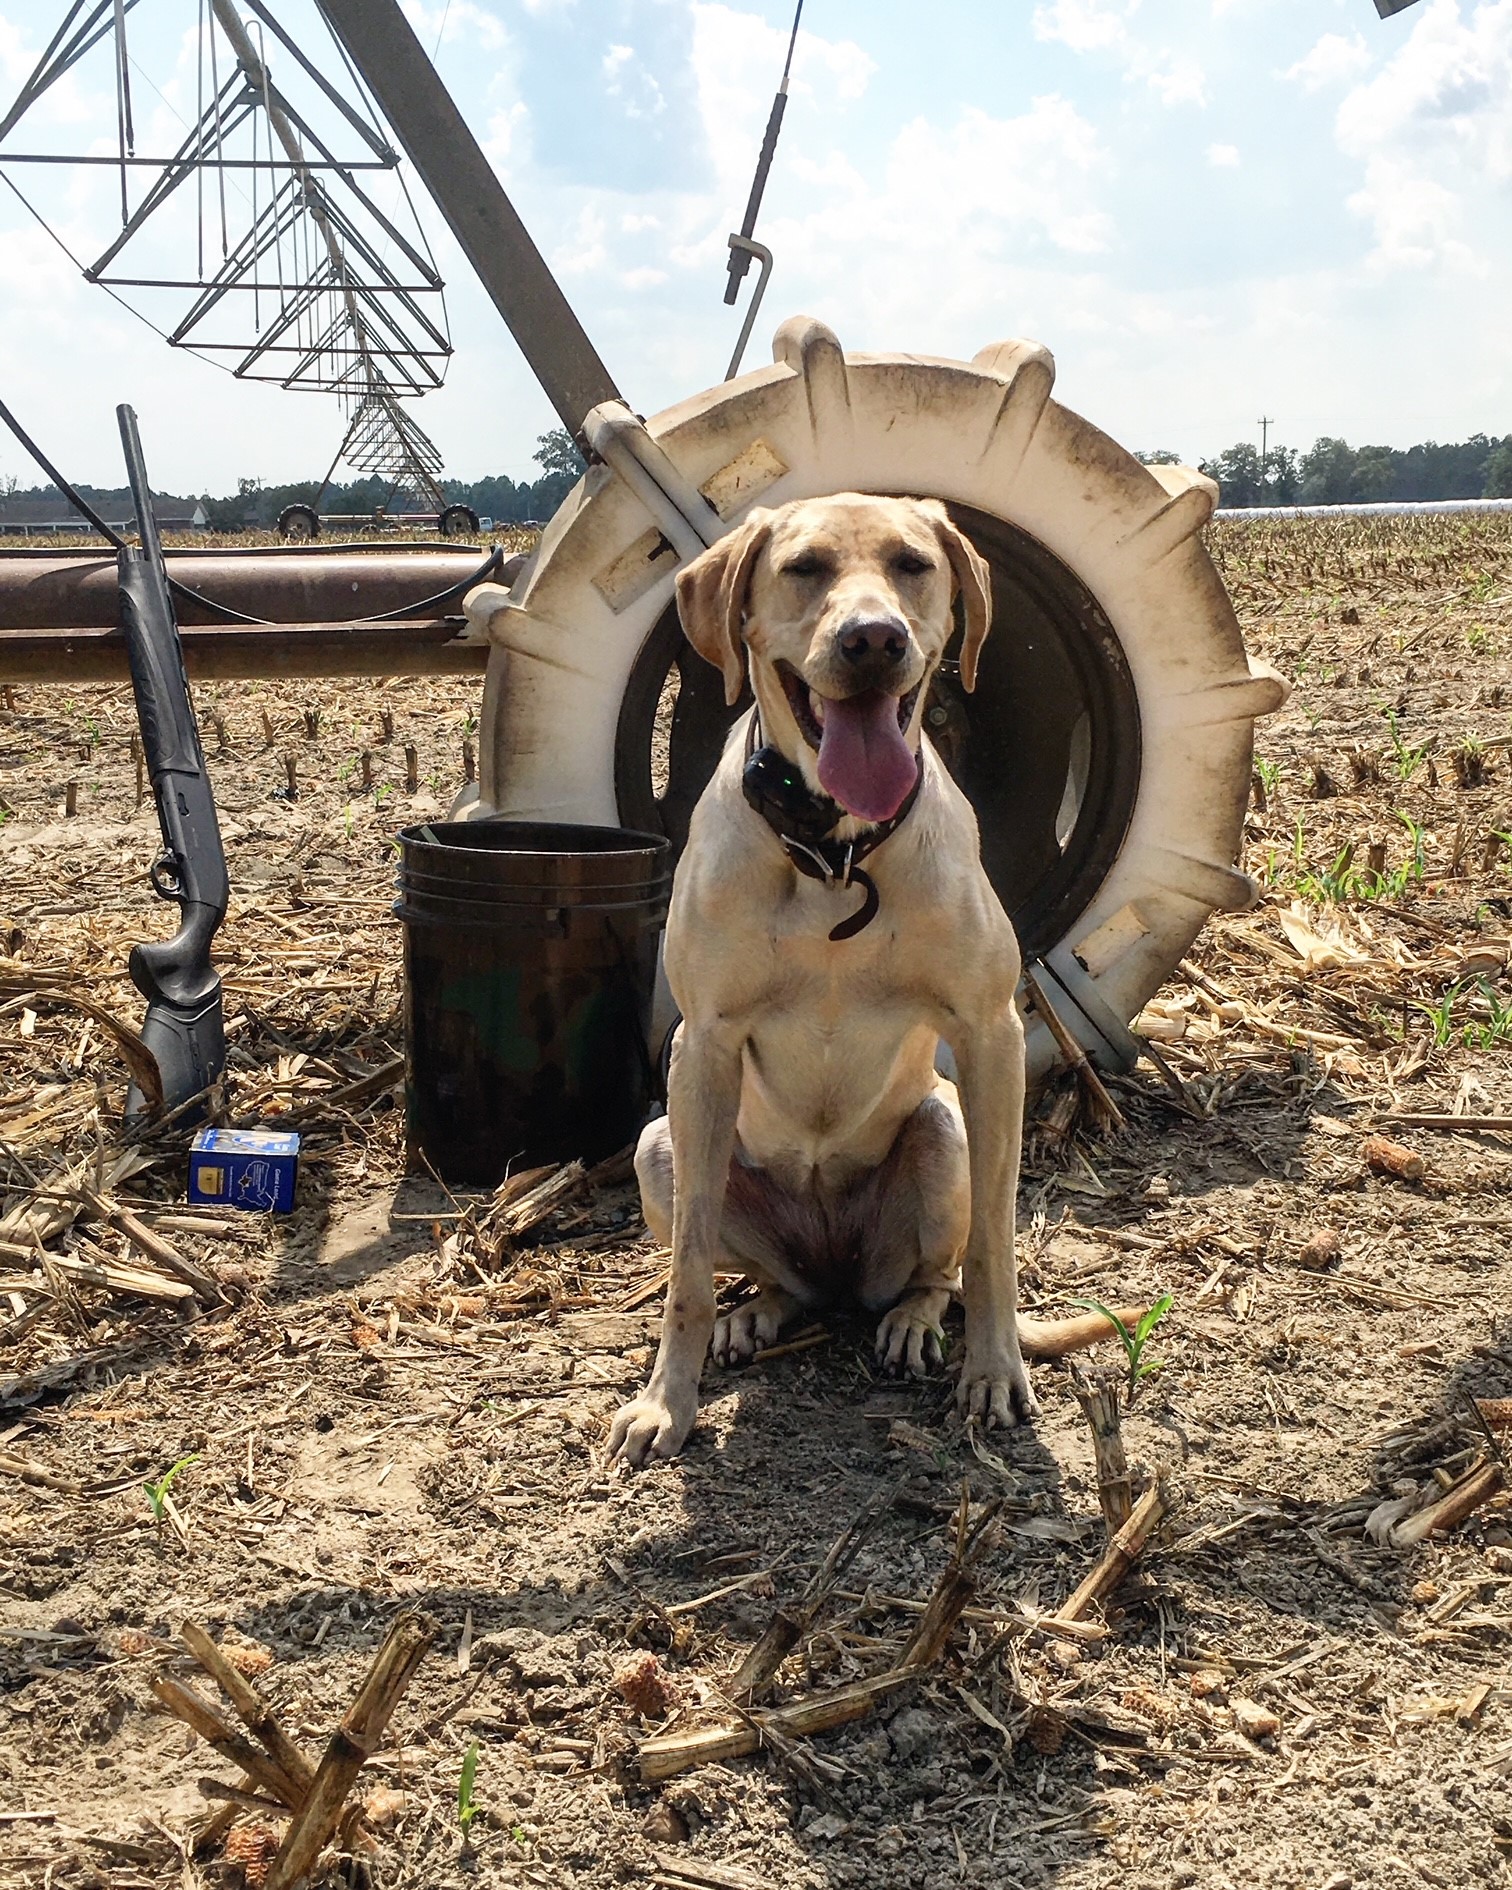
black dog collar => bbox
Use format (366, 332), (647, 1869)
(741, 713), (923, 942)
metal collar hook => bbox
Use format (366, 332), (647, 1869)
(782, 836), (836, 884)
(724, 235), (773, 381)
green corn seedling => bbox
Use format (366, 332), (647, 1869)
(1069, 1293), (1175, 1400)
(143, 1453), (198, 1525)
(1385, 709), (1431, 782)
(458, 1739), (481, 1840)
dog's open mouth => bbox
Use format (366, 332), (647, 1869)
(777, 663), (922, 825)
(777, 664), (922, 752)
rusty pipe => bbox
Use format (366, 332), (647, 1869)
(0, 546), (491, 631)
(0, 617), (487, 683)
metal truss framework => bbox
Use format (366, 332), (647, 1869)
(322, 383), (449, 513)
(0, 2), (452, 391)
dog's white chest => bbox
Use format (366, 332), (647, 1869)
(737, 953), (940, 1171)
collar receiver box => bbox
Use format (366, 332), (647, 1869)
(188, 1128), (300, 1214)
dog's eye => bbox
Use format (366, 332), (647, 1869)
(893, 549), (934, 577)
(783, 552), (831, 580)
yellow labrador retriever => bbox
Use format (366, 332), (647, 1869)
(610, 494), (1119, 1466)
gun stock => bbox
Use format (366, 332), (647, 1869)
(116, 405), (228, 1120)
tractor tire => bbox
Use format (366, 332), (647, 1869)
(277, 504), (320, 542)
(438, 504), (480, 538)
(457, 318), (1286, 1079)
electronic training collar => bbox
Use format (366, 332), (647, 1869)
(741, 713), (923, 942)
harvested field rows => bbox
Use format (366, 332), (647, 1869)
(1, 514), (1511, 1890)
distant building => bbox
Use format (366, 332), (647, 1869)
(0, 495), (209, 535)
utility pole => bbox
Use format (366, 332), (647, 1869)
(1257, 415), (1274, 473)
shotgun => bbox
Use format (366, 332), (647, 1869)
(116, 403), (228, 1119)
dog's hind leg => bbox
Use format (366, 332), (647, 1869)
(634, 1115), (815, 1368)
(853, 1084), (970, 1378)
(633, 1113), (678, 1247)
(711, 1288), (801, 1367)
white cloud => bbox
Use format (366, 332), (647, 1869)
(1207, 142), (1239, 167)
(0, 214), (85, 310)
(1031, 2), (1203, 106)
(1337, 0), (1512, 160)
(551, 206), (607, 276)
(1031, 0), (1137, 54)
(399, 0), (510, 52)
(1285, 32), (1371, 93)
(875, 98), (1112, 256)
(1143, 55), (1206, 108)
(482, 100), (530, 173)
(1333, 0), (1512, 268)
(0, 14), (99, 128)
(1346, 156), (1474, 271)
(602, 42), (666, 119)
(486, 15), (1114, 385)
(690, 2), (874, 202)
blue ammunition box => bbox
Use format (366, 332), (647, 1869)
(188, 1128), (300, 1214)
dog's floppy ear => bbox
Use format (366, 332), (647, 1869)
(923, 503), (993, 693)
(674, 511), (773, 706)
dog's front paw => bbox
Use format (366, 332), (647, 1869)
(874, 1295), (947, 1377)
(955, 1346), (1039, 1428)
(608, 1391), (697, 1466)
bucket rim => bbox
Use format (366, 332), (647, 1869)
(397, 817), (671, 862)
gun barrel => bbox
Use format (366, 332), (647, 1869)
(117, 406), (166, 571)
(118, 556), (203, 774)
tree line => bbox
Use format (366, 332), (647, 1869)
(1139, 433), (1512, 507)
(202, 429), (587, 529)
(0, 430), (588, 530)
(16, 426), (1512, 523)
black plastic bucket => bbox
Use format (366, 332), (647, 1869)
(396, 819), (672, 1185)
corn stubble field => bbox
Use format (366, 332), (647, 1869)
(1, 513), (1511, 1890)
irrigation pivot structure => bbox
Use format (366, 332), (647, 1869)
(0, 1), (456, 522)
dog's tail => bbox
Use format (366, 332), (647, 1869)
(1017, 1305), (1149, 1359)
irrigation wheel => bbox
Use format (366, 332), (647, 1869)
(277, 503), (320, 541)
(458, 318), (1286, 1077)
(439, 503), (481, 537)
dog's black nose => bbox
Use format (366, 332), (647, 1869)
(838, 617), (908, 665)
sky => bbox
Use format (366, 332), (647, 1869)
(0, 0), (1509, 493)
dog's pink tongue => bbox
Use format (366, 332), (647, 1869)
(816, 690), (916, 824)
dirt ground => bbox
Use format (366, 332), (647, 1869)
(2, 514), (1511, 1890)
